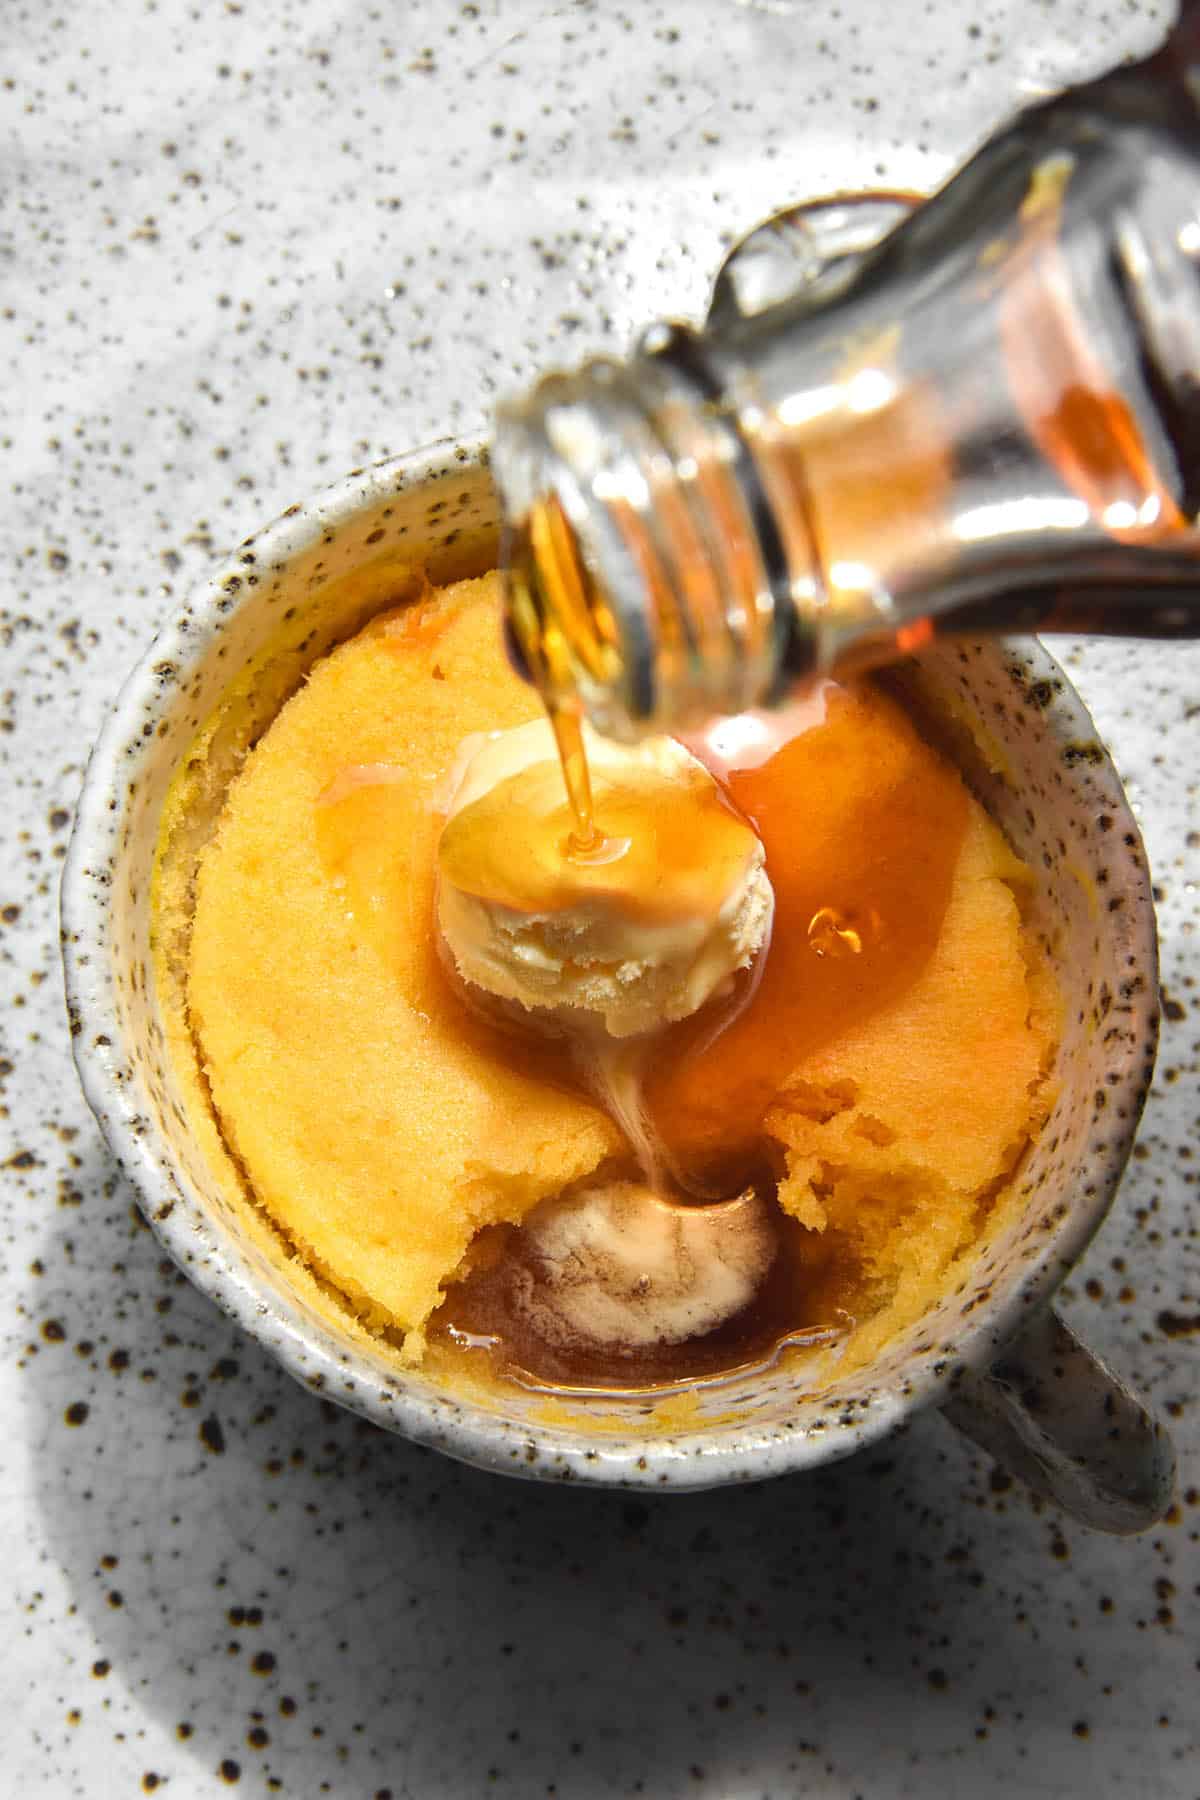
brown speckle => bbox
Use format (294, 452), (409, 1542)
(1157, 1309), (1200, 1338)
(200, 1413), (226, 1454)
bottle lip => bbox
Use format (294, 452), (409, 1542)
(493, 350), (805, 738)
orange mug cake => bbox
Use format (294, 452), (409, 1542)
(153, 565), (1058, 1401)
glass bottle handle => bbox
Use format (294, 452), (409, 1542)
(706, 192), (921, 329)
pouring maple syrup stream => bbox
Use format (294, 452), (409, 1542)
(505, 484), (609, 856)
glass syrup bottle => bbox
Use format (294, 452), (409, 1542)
(494, 9), (1200, 746)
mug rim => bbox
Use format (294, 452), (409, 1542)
(61, 437), (1160, 1488)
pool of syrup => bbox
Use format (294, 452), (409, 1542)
(432, 1203), (861, 1394)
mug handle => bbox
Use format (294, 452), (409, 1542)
(940, 1307), (1177, 1535)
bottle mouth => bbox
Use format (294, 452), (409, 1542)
(492, 342), (805, 740)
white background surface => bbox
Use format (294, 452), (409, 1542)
(3, 1), (1198, 1794)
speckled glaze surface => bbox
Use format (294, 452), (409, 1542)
(61, 437), (1167, 1515)
(7, 1), (1198, 1795)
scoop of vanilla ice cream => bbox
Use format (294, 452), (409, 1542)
(436, 718), (773, 1038)
(515, 1180), (775, 1350)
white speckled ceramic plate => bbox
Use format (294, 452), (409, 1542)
(5, 1), (1198, 1795)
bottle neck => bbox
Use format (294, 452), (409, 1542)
(497, 348), (823, 740)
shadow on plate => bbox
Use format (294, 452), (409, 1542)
(23, 1137), (1159, 1798)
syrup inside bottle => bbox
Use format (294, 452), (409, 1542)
(753, 167), (1198, 667)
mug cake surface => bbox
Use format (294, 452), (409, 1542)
(153, 567), (1059, 1398)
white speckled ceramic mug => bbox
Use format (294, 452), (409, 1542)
(61, 437), (1175, 1531)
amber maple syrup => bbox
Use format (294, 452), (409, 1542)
(547, 704), (598, 853)
(645, 683), (969, 1172)
(435, 731), (758, 932)
(503, 491), (620, 856)
(434, 1203), (859, 1394)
